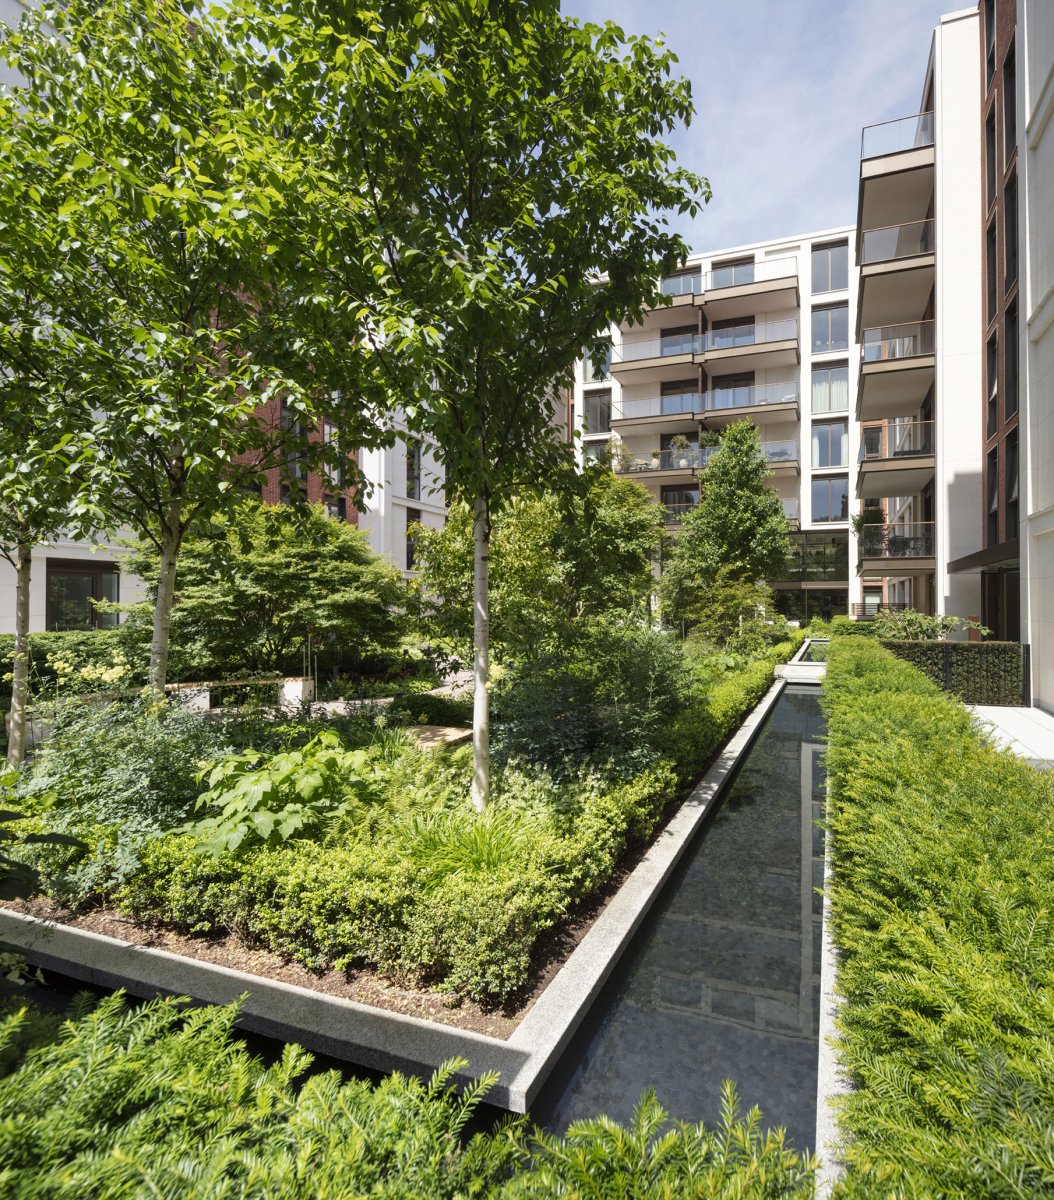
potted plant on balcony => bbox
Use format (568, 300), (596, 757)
(669, 433), (692, 468)
(607, 436), (632, 473)
(650, 448), (661, 469)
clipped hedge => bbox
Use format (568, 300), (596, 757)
(880, 637), (1026, 705)
(0, 992), (814, 1198)
(823, 640), (1054, 1196)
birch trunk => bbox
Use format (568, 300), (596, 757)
(148, 520), (181, 692)
(471, 495), (490, 812)
(6, 540), (32, 768)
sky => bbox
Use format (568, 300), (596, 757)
(560, 0), (962, 254)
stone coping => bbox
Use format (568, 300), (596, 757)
(1, 679), (787, 1114)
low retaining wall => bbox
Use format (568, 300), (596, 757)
(1, 680), (787, 1113)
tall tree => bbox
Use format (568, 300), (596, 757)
(0, 0), (409, 690)
(660, 421), (791, 626)
(265, 0), (707, 808)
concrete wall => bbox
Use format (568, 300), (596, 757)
(933, 8), (985, 624)
(1019, 0), (1054, 710)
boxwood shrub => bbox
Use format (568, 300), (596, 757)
(823, 639), (1054, 1196)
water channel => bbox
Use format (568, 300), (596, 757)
(531, 684), (827, 1152)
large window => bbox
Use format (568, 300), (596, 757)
(709, 258), (754, 289)
(405, 507), (421, 571)
(708, 371), (755, 410)
(986, 334), (999, 436)
(661, 379), (698, 415)
(405, 437), (422, 500)
(811, 304), (848, 354)
(987, 447), (1000, 544)
(812, 420), (848, 469)
(46, 560), (119, 631)
(777, 532), (849, 583)
(584, 344), (611, 382)
(985, 109), (997, 208)
(582, 388), (612, 434)
(811, 476), (849, 523)
(1006, 430), (1019, 537)
(811, 363), (848, 413)
(986, 222), (998, 320)
(1004, 41), (1017, 163)
(812, 242), (848, 293)
(1004, 173), (1018, 288)
(709, 317), (754, 349)
(660, 326), (696, 356)
(1005, 300), (1019, 418)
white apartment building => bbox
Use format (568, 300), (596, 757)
(572, 229), (862, 623)
(357, 430), (446, 576)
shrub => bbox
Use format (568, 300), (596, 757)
(0, 992), (815, 1198)
(880, 637), (1026, 705)
(823, 640), (1054, 1196)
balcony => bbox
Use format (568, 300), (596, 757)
(610, 331), (700, 382)
(611, 392), (700, 435)
(695, 257), (799, 319)
(857, 320), (935, 420)
(857, 420), (935, 499)
(698, 380), (799, 427)
(858, 219), (935, 331)
(613, 445), (707, 479)
(861, 112), (934, 161)
(850, 601), (910, 620)
(697, 318), (799, 373)
(782, 497), (800, 528)
(858, 520), (936, 576)
(762, 438), (799, 476)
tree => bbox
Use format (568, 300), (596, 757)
(0, 0), (410, 691)
(413, 470), (665, 665)
(274, 1), (707, 807)
(661, 422), (791, 626)
(129, 502), (408, 677)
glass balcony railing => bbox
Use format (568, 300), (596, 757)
(615, 447), (706, 473)
(660, 272), (703, 297)
(858, 521), (936, 558)
(860, 219), (934, 265)
(762, 438), (798, 465)
(617, 332), (700, 363)
(699, 318), (798, 352)
(860, 420), (935, 460)
(699, 380), (799, 413)
(704, 257), (798, 292)
(861, 319), (934, 363)
(861, 112), (935, 159)
(782, 497), (799, 522)
(615, 393), (700, 421)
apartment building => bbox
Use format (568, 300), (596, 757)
(358, 429), (446, 576)
(572, 229), (861, 623)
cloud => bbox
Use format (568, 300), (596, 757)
(561, 0), (958, 251)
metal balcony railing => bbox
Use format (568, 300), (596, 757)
(699, 380), (799, 413)
(699, 318), (798, 352)
(860, 420), (935, 460)
(858, 521), (936, 559)
(850, 602), (910, 619)
(615, 393), (700, 421)
(861, 111), (935, 159)
(704, 257), (798, 291)
(660, 272), (703, 297)
(617, 332), (700, 362)
(860, 219), (934, 265)
(861, 319), (935, 363)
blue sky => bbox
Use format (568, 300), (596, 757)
(561, 0), (960, 253)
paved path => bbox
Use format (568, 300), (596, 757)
(971, 705), (1054, 770)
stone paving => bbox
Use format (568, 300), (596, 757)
(971, 704), (1054, 770)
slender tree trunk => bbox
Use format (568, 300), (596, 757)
(6, 540), (32, 768)
(148, 519), (181, 692)
(471, 495), (490, 813)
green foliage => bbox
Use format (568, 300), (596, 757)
(186, 732), (381, 855)
(823, 640), (1054, 1197)
(0, 779), (83, 903)
(388, 692), (473, 728)
(660, 422), (791, 625)
(870, 607), (988, 641)
(0, 992), (814, 1198)
(131, 502), (409, 679)
(681, 570), (790, 657)
(880, 637), (1027, 705)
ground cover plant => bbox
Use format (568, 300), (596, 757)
(822, 639), (1054, 1197)
(0, 991), (815, 1198)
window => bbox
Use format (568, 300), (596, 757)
(709, 258), (754, 289)
(660, 326), (696, 356)
(1004, 41), (1017, 163)
(1004, 172), (1018, 288)
(986, 334), (999, 437)
(585, 344), (611, 382)
(1006, 431), (1019, 537)
(812, 305), (848, 354)
(811, 363), (848, 413)
(812, 242), (848, 293)
(708, 372), (755, 410)
(812, 420), (848, 469)
(1005, 300), (1019, 418)
(46, 560), (119, 631)
(777, 532), (849, 583)
(660, 380), (698, 415)
(986, 222), (998, 321)
(811, 476), (849, 523)
(405, 507), (421, 571)
(582, 387), (612, 434)
(985, 109), (997, 208)
(984, 0), (995, 85)
(324, 495), (347, 522)
(660, 485), (699, 520)
(660, 432), (699, 452)
(323, 421), (345, 488)
(987, 447), (1000, 544)
(405, 437), (422, 500)
(709, 317), (754, 349)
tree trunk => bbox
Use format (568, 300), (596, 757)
(148, 520), (181, 692)
(471, 495), (490, 813)
(6, 540), (32, 768)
